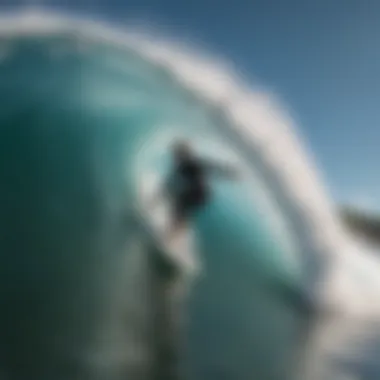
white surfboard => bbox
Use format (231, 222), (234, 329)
(136, 170), (201, 279)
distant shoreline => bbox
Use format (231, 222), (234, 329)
(340, 206), (380, 246)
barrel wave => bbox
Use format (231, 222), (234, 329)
(0, 10), (350, 380)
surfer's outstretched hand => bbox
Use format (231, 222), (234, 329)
(206, 160), (244, 181)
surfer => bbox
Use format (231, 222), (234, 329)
(152, 139), (241, 243)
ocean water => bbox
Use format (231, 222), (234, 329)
(0, 33), (309, 380)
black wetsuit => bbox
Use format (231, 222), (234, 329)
(169, 157), (209, 221)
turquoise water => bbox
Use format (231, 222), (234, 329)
(0, 35), (307, 379)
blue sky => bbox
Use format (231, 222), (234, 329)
(3, 0), (380, 210)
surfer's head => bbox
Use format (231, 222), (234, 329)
(171, 139), (193, 161)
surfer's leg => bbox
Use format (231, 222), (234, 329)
(168, 213), (188, 244)
(167, 196), (189, 243)
(167, 188), (206, 243)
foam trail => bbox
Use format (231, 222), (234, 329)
(89, 232), (154, 379)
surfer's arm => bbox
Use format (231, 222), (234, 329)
(148, 174), (172, 208)
(202, 159), (241, 180)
